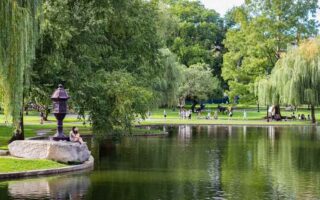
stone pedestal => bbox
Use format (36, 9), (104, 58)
(8, 140), (91, 164)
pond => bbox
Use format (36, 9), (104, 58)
(1, 125), (320, 199)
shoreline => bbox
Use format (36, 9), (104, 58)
(138, 119), (316, 127)
(0, 156), (94, 180)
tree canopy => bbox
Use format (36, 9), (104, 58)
(222, 0), (318, 103)
(0, 0), (41, 137)
(178, 63), (221, 104)
(166, 0), (225, 79)
(256, 39), (320, 123)
(31, 0), (167, 134)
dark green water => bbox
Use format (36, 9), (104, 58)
(1, 125), (320, 200)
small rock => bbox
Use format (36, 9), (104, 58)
(0, 150), (9, 156)
(8, 140), (91, 164)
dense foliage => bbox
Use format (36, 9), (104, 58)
(29, 0), (225, 135)
(0, 0), (41, 138)
(167, 1), (225, 79)
(222, 0), (318, 103)
(2, 0), (320, 138)
(257, 39), (320, 123)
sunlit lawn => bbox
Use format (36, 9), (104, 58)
(143, 105), (318, 125)
(0, 157), (67, 173)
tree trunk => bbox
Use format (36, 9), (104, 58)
(311, 104), (316, 124)
(267, 105), (269, 122)
(44, 106), (50, 121)
(274, 105), (281, 115)
(19, 109), (25, 139)
(9, 106), (25, 143)
(25, 105), (29, 115)
(178, 97), (184, 113)
(274, 105), (281, 121)
(191, 100), (197, 113)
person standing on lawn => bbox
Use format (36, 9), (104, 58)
(243, 110), (247, 120)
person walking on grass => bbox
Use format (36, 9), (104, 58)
(207, 111), (211, 120)
(228, 106), (233, 120)
(228, 110), (233, 120)
(185, 110), (189, 120)
(214, 111), (218, 120)
(164, 110), (167, 120)
(243, 110), (247, 120)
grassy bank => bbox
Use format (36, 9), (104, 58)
(0, 157), (66, 173)
(141, 106), (317, 126)
(140, 119), (311, 126)
(1, 106), (317, 149)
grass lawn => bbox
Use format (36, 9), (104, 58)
(0, 157), (67, 173)
(141, 119), (311, 126)
(142, 105), (318, 125)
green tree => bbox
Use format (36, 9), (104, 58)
(82, 70), (152, 136)
(166, 0), (225, 79)
(0, 0), (41, 140)
(178, 63), (221, 111)
(222, 1), (318, 103)
(154, 49), (184, 107)
(257, 39), (320, 123)
(32, 0), (170, 134)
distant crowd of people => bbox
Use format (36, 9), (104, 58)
(147, 104), (313, 122)
(290, 112), (310, 121)
(161, 104), (242, 121)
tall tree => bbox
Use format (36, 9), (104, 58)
(166, 0), (225, 79)
(0, 0), (41, 140)
(257, 39), (320, 123)
(178, 63), (221, 111)
(222, 0), (318, 103)
(32, 0), (168, 135)
(154, 48), (184, 107)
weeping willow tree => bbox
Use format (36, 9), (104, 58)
(256, 39), (320, 123)
(0, 0), (41, 139)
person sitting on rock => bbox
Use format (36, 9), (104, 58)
(70, 126), (84, 144)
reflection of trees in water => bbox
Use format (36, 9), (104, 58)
(0, 183), (9, 200)
(220, 126), (320, 199)
(206, 126), (228, 198)
(267, 126), (320, 199)
(90, 126), (320, 199)
(7, 174), (90, 200)
(178, 125), (192, 142)
(44, 125), (320, 200)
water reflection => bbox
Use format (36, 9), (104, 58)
(178, 125), (192, 141)
(1, 125), (320, 199)
(4, 174), (90, 200)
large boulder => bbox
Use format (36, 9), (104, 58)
(8, 140), (91, 164)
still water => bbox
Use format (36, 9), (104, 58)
(1, 125), (320, 200)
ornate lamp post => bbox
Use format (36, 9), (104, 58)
(51, 84), (70, 140)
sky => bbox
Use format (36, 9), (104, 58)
(201, 0), (320, 19)
(200, 0), (245, 16)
